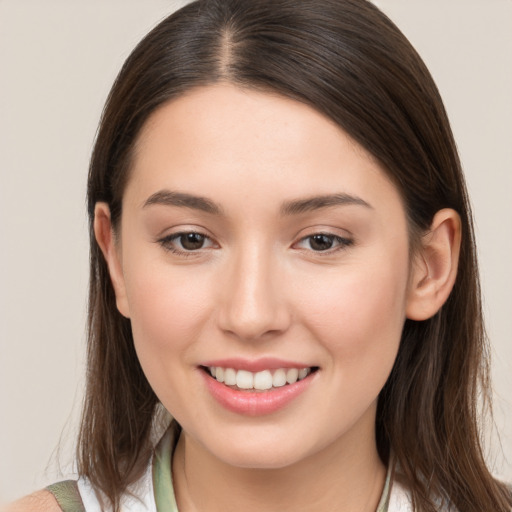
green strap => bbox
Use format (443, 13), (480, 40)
(46, 480), (86, 512)
(153, 427), (180, 512)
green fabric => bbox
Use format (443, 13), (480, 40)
(153, 426), (180, 512)
(46, 480), (86, 512)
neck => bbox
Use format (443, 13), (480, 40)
(172, 416), (386, 512)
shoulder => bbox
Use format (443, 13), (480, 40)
(2, 490), (61, 512)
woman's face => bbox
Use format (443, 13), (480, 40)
(109, 84), (416, 469)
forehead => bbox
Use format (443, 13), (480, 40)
(126, 84), (403, 219)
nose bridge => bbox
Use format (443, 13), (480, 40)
(218, 239), (289, 340)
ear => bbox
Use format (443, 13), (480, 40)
(406, 208), (461, 321)
(93, 202), (130, 318)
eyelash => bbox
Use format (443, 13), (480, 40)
(157, 231), (354, 256)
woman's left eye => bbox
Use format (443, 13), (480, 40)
(159, 232), (215, 253)
(295, 233), (353, 252)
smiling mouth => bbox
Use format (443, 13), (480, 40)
(201, 366), (318, 391)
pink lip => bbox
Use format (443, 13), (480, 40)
(200, 367), (316, 416)
(201, 357), (310, 372)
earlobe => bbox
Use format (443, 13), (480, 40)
(406, 208), (461, 321)
(93, 203), (130, 318)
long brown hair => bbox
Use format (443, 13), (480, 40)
(80, 0), (512, 510)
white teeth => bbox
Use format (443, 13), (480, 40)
(224, 368), (237, 386)
(298, 368), (309, 380)
(236, 370), (254, 389)
(254, 370), (273, 390)
(286, 368), (299, 384)
(272, 368), (287, 387)
(209, 366), (312, 390)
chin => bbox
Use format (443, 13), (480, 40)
(218, 448), (305, 470)
(202, 429), (318, 470)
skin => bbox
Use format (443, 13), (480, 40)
(8, 84), (460, 512)
(2, 492), (60, 512)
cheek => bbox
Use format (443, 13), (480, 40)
(122, 257), (214, 367)
(299, 253), (409, 368)
(122, 262), (218, 418)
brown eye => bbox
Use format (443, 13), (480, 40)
(294, 233), (354, 253)
(309, 234), (335, 251)
(159, 231), (215, 254)
(179, 233), (206, 250)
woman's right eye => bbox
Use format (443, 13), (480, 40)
(159, 232), (215, 254)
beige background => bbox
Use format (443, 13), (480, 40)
(1, 0), (511, 504)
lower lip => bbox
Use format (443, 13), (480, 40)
(201, 370), (315, 416)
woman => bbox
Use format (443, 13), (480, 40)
(8, 0), (512, 510)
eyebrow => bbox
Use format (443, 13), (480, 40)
(143, 190), (223, 215)
(142, 190), (372, 216)
(280, 193), (372, 215)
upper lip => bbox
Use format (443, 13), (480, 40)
(200, 357), (314, 373)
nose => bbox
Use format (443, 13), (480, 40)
(217, 244), (291, 341)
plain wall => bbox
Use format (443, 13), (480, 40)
(1, 0), (511, 503)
